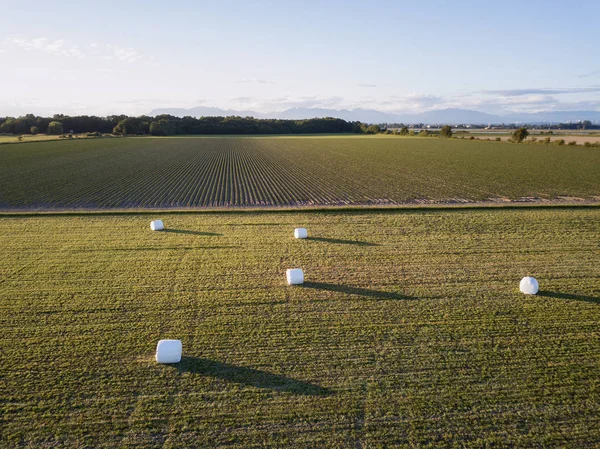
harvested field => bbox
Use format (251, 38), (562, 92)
(2, 208), (600, 447)
(526, 135), (600, 145)
(479, 135), (600, 144)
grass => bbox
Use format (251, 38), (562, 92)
(0, 134), (64, 144)
(0, 135), (599, 209)
(2, 208), (599, 447)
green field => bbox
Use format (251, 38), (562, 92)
(1, 136), (599, 209)
(2, 208), (599, 447)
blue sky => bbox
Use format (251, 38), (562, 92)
(1, 0), (599, 116)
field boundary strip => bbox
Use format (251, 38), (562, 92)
(0, 202), (599, 218)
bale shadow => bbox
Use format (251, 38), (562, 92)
(79, 246), (236, 254)
(172, 357), (332, 396)
(302, 281), (416, 301)
(163, 229), (222, 236)
(306, 237), (379, 247)
(538, 290), (599, 304)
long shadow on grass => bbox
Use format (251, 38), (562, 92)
(302, 282), (416, 301)
(173, 357), (332, 396)
(538, 290), (599, 304)
(79, 246), (234, 252)
(306, 237), (378, 246)
(163, 229), (221, 236)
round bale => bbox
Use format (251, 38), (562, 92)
(156, 339), (182, 364)
(150, 220), (164, 231)
(294, 228), (308, 239)
(519, 276), (539, 295)
(286, 268), (304, 285)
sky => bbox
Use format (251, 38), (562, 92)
(1, 0), (600, 117)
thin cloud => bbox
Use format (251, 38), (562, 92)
(227, 95), (346, 112)
(113, 47), (141, 63)
(114, 99), (176, 105)
(482, 87), (600, 96)
(4, 37), (83, 57)
(578, 70), (600, 78)
(230, 96), (255, 103)
(546, 99), (600, 111)
(2, 36), (143, 63)
(403, 93), (445, 108)
(438, 92), (600, 114)
(238, 78), (275, 84)
(357, 84), (377, 88)
(99, 44), (142, 62)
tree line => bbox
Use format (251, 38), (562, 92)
(0, 114), (377, 136)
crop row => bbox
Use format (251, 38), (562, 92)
(1, 136), (599, 209)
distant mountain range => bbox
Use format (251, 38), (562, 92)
(149, 106), (600, 125)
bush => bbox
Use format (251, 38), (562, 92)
(568, 141), (577, 146)
(440, 125), (452, 138)
(584, 142), (592, 147)
(47, 121), (64, 135)
(555, 139), (565, 146)
(511, 127), (529, 143)
(30, 126), (39, 135)
(364, 124), (381, 134)
(495, 137), (501, 141)
(542, 137), (551, 145)
(469, 136), (475, 140)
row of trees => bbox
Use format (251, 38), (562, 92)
(534, 120), (597, 130)
(3, 114), (597, 136)
(391, 125), (452, 137)
(0, 114), (125, 135)
(0, 114), (367, 136)
(381, 121), (599, 130)
(113, 115), (361, 135)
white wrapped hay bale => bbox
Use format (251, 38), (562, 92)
(155, 339), (182, 364)
(519, 276), (539, 295)
(294, 228), (308, 239)
(286, 268), (304, 285)
(150, 220), (164, 231)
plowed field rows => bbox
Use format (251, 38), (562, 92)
(1, 136), (599, 209)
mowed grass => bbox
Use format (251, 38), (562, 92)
(1, 208), (599, 447)
(1, 135), (599, 209)
(0, 134), (63, 144)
